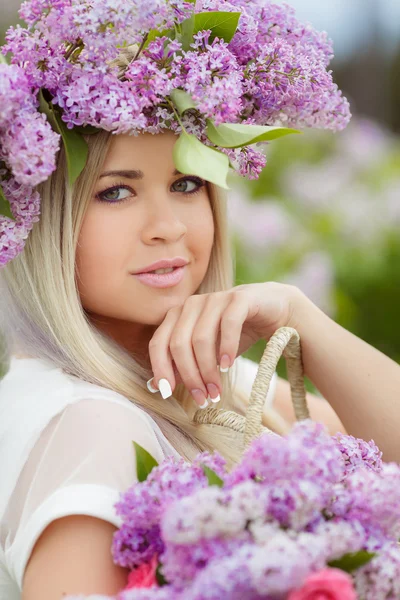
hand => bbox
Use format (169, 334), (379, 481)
(147, 282), (302, 407)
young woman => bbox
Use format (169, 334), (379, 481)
(1, 1), (400, 599)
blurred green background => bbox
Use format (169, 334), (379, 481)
(1, 0), (400, 377)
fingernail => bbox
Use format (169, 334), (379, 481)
(219, 354), (231, 373)
(146, 378), (158, 393)
(191, 389), (208, 408)
(206, 383), (220, 404)
(159, 378), (172, 399)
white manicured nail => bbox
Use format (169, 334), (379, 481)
(209, 394), (221, 404)
(146, 378), (158, 393)
(219, 366), (229, 373)
(158, 378), (172, 399)
(199, 398), (209, 409)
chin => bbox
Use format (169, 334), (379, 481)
(130, 292), (193, 326)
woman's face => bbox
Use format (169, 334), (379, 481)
(76, 131), (214, 334)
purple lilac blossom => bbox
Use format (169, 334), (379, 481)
(0, 177), (41, 267)
(354, 541), (400, 600)
(333, 432), (383, 476)
(112, 456), (221, 569)
(0, 64), (59, 187)
(225, 420), (344, 489)
(4, 0), (350, 142)
(66, 421), (400, 599)
(0, 63), (60, 266)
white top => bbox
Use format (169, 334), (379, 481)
(0, 355), (276, 599)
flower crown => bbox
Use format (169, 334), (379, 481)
(0, 0), (350, 267)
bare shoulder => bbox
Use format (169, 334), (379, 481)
(22, 515), (129, 600)
(274, 377), (346, 435)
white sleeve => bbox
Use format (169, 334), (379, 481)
(3, 398), (166, 590)
(232, 356), (277, 411)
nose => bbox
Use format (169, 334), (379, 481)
(141, 195), (187, 245)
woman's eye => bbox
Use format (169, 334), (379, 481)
(97, 186), (133, 203)
(172, 178), (203, 194)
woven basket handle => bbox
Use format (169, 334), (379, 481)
(193, 327), (310, 448)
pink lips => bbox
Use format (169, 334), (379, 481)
(132, 257), (188, 289)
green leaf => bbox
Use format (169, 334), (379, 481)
(0, 51), (8, 65)
(194, 11), (241, 43)
(328, 550), (376, 573)
(144, 28), (175, 48)
(0, 183), (15, 220)
(181, 12), (195, 51)
(173, 133), (230, 190)
(206, 121), (300, 149)
(201, 465), (224, 487)
(133, 441), (159, 482)
(38, 89), (88, 186)
(170, 89), (197, 115)
(74, 124), (101, 135)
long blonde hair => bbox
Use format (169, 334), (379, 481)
(0, 130), (285, 466)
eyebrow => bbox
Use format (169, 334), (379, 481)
(99, 168), (182, 179)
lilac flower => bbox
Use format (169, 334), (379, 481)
(105, 421), (400, 599)
(112, 457), (212, 569)
(0, 178), (41, 267)
(4, 0), (350, 171)
(161, 536), (247, 589)
(0, 63), (59, 266)
(354, 541), (400, 600)
(334, 432), (383, 476)
(0, 64), (60, 188)
(182, 33), (243, 125)
(329, 464), (400, 543)
(192, 449), (227, 478)
(225, 421), (344, 490)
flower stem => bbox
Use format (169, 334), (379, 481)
(134, 33), (149, 61)
(167, 97), (188, 135)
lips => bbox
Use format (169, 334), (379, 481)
(133, 265), (187, 289)
(133, 257), (188, 275)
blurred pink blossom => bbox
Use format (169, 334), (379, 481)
(284, 252), (335, 315)
(228, 189), (294, 251)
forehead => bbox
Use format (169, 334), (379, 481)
(103, 131), (178, 173)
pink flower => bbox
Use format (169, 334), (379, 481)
(288, 568), (357, 600)
(124, 555), (159, 590)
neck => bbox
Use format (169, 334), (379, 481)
(87, 312), (156, 369)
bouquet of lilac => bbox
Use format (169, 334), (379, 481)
(68, 421), (400, 600)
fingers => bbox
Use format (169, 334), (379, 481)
(169, 297), (210, 408)
(147, 291), (250, 408)
(148, 306), (182, 399)
(191, 293), (230, 403)
(219, 292), (249, 369)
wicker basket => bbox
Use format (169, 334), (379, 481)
(192, 327), (311, 449)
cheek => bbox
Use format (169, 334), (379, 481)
(76, 208), (132, 301)
(186, 201), (215, 266)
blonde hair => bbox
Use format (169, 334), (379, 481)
(0, 130), (285, 466)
